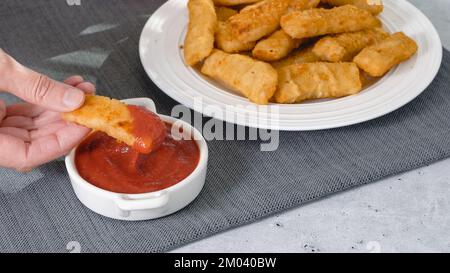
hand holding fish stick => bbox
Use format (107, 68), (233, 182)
(62, 95), (167, 154)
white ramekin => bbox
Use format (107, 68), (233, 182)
(65, 98), (208, 221)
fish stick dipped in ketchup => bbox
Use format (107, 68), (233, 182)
(62, 95), (167, 154)
(63, 95), (201, 194)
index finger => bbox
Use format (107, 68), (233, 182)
(6, 103), (46, 118)
(0, 100), (5, 120)
(1, 122), (90, 171)
(27, 123), (90, 169)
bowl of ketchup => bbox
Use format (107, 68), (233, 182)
(65, 98), (208, 221)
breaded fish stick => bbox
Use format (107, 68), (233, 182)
(201, 50), (278, 104)
(229, 0), (291, 43)
(213, 0), (262, 6)
(216, 6), (238, 21)
(215, 22), (256, 53)
(353, 32), (418, 77)
(321, 0), (384, 15)
(62, 95), (166, 153)
(274, 62), (362, 103)
(271, 45), (321, 69)
(252, 30), (303, 62)
(312, 28), (389, 62)
(289, 0), (320, 11)
(184, 0), (217, 66)
(280, 5), (380, 39)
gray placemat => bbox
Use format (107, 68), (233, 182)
(0, 0), (449, 253)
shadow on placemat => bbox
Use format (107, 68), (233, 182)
(0, 0), (449, 252)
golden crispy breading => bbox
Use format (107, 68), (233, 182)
(62, 95), (167, 153)
(252, 30), (303, 62)
(288, 0), (320, 12)
(215, 21), (256, 53)
(280, 5), (380, 39)
(213, 0), (262, 6)
(216, 6), (238, 21)
(201, 50), (278, 104)
(321, 0), (384, 15)
(184, 0), (217, 66)
(229, 0), (291, 43)
(274, 62), (362, 103)
(353, 32), (418, 77)
(312, 28), (389, 62)
(271, 45), (321, 69)
(62, 95), (135, 148)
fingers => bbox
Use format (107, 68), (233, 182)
(0, 53), (97, 170)
(3, 75), (95, 124)
(64, 76), (96, 94)
(0, 119), (79, 141)
(1, 116), (34, 129)
(6, 103), (46, 118)
(19, 73), (84, 112)
(64, 75), (96, 93)
(0, 134), (28, 170)
(4, 77), (95, 118)
(64, 75), (84, 86)
(32, 111), (61, 127)
(1, 53), (85, 112)
(29, 120), (67, 139)
(0, 100), (5, 121)
(0, 123), (90, 171)
(75, 82), (96, 94)
(1, 111), (61, 130)
(21, 123), (90, 171)
(0, 127), (31, 141)
(1, 120), (76, 141)
(64, 75), (96, 95)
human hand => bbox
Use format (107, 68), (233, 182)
(0, 50), (95, 171)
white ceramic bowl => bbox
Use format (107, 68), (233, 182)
(65, 98), (208, 221)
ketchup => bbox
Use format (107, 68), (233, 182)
(127, 105), (166, 154)
(75, 123), (200, 194)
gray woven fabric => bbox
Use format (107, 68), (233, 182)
(0, 0), (449, 252)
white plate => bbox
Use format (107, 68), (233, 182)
(139, 0), (442, 131)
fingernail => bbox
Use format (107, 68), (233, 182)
(63, 88), (85, 109)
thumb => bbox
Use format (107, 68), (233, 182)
(0, 51), (85, 112)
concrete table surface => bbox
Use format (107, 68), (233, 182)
(172, 0), (450, 253)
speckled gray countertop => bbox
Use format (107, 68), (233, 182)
(172, 0), (450, 253)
